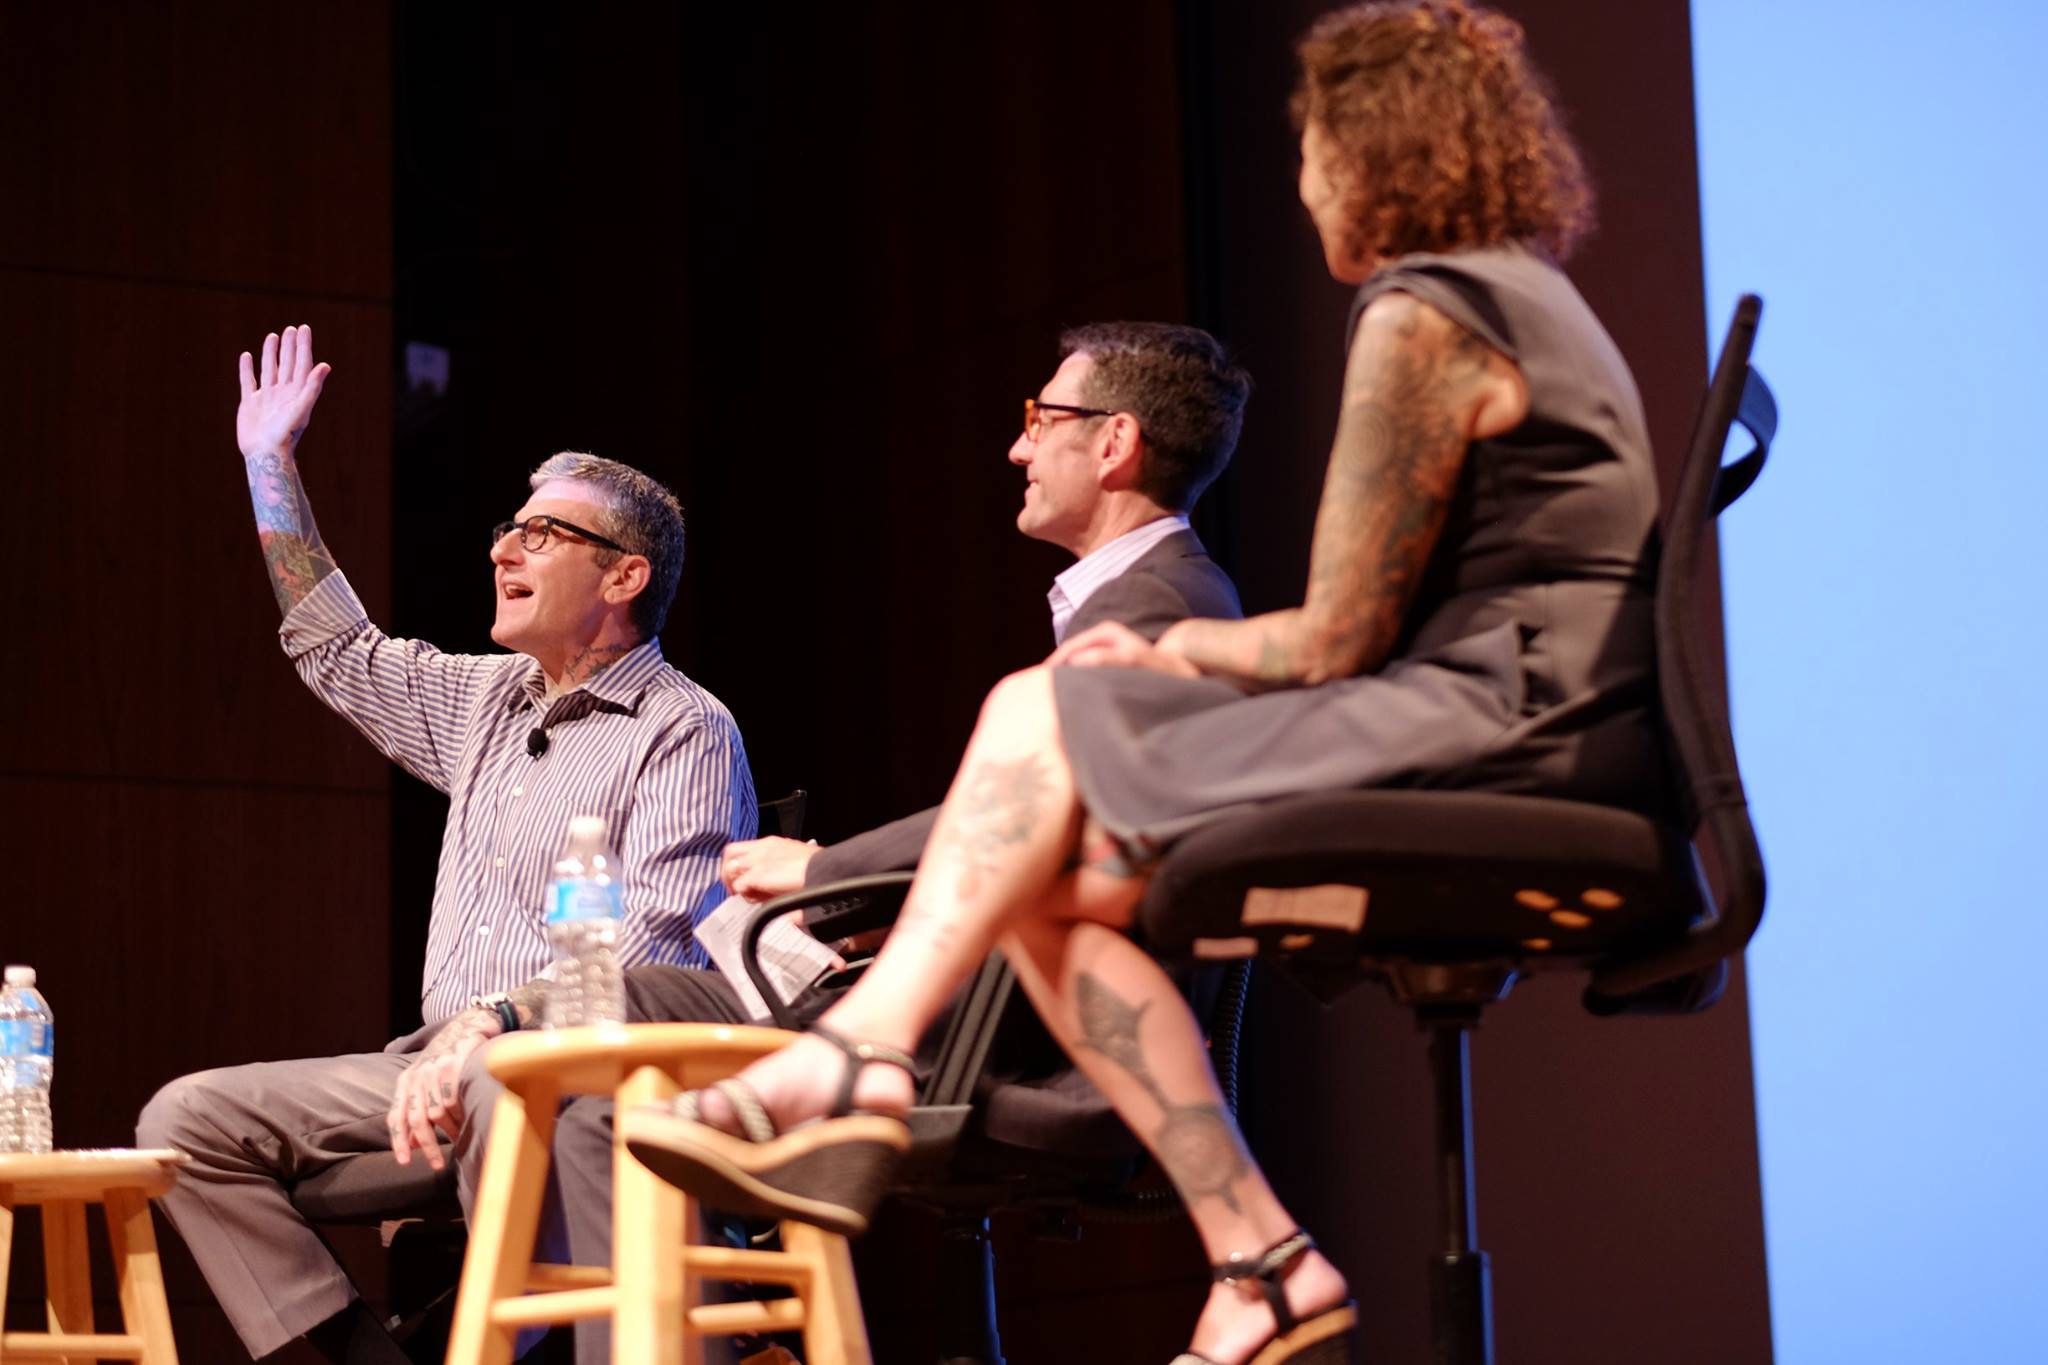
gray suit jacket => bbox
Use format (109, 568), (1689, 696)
(805, 527), (1240, 883)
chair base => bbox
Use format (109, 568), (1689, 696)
(1422, 1007), (1495, 1365)
(934, 1215), (1006, 1365)
(1429, 1250), (1493, 1365)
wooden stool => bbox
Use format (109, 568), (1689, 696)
(0, 1148), (187, 1364)
(445, 1023), (872, 1365)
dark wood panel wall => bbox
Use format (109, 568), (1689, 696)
(0, 3), (394, 1356)
(4, 2), (1769, 1361)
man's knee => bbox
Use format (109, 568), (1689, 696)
(136, 1067), (243, 1155)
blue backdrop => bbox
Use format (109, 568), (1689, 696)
(1691, 3), (2048, 1359)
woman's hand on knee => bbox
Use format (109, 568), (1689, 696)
(1051, 622), (1200, 677)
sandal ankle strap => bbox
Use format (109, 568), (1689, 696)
(807, 1023), (917, 1115)
(1211, 1229), (1314, 1338)
(670, 1078), (778, 1143)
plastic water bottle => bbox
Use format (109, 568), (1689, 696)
(0, 965), (55, 1154)
(543, 816), (625, 1028)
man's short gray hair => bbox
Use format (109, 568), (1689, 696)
(528, 451), (686, 637)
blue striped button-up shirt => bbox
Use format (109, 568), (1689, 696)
(279, 573), (756, 1026)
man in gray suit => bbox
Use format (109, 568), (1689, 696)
(409, 320), (1248, 1364)
(724, 318), (1247, 899)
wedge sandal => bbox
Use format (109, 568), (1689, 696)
(1172, 1230), (1357, 1365)
(619, 1022), (914, 1237)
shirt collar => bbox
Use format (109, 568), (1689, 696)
(509, 635), (666, 715)
(1048, 515), (1189, 641)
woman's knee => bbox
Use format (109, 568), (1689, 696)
(977, 664), (1055, 727)
(1017, 867), (1144, 930)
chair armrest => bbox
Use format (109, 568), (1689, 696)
(1582, 960), (1727, 1016)
(1585, 818), (1766, 1004)
(738, 873), (915, 1029)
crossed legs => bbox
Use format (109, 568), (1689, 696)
(687, 665), (1350, 1363)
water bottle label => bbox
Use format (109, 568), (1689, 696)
(546, 879), (622, 924)
(0, 1021), (52, 1058)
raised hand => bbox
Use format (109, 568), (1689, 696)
(236, 325), (339, 614)
(237, 324), (331, 459)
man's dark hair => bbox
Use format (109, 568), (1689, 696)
(1058, 322), (1251, 512)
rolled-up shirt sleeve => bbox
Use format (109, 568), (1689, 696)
(279, 572), (504, 794)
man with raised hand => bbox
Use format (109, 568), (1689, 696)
(137, 325), (754, 1365)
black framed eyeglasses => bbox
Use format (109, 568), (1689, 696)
(490, 514), (629, 554)
(1022, 398), (1120, 443)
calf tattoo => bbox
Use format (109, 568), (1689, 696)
(1075, 972), (1248, 1212)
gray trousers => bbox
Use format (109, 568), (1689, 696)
(135, 967), (758, 1364)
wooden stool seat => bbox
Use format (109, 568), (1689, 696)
(445, 1023), (872, 1365)
(0, 1147), (188, 1364)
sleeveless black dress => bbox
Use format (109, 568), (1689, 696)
(1052, 241), (1664, 857)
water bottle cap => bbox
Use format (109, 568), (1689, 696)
(568, 815), (607, 841)
(3, 965), (35, 987)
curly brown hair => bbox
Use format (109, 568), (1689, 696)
(1291, 0), (1594, 264)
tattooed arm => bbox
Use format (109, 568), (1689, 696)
(1162, 292), (1528, 689)
(236, 325), (337, 616)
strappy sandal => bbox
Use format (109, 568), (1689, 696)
(618, 1023), (914, 1237)
(1171, 1230), (1357, 1365)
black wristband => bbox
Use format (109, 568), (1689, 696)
(470, 992), (522, 1035)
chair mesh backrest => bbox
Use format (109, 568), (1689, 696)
(1649, 295), (1775, 944)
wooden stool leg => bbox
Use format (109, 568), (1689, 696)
(782, 1221), (871, 1365)
(103, 1189), (180, 1365)
(613, 1065), (689, 1365)
(1, 1190), (16, 1365)
(41, 1199), (93, 1365)
(448, 1081), (562, 1365)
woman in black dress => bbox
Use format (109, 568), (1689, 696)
(625, 6), (1653, 1362)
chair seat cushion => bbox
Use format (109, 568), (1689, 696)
(1138, 790), (1704, 969)
(289, 1148), (461, 1225)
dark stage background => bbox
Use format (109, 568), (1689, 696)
(3, 2), (1771, 1362)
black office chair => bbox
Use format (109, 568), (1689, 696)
(1129, 295), (1776, 1365)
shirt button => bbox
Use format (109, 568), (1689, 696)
(494, 856), (506, 869)
(511, 786), (524, 798)
(478, 924), (492, 937)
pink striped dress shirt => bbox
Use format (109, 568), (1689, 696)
(279, 573), (755, 1026)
